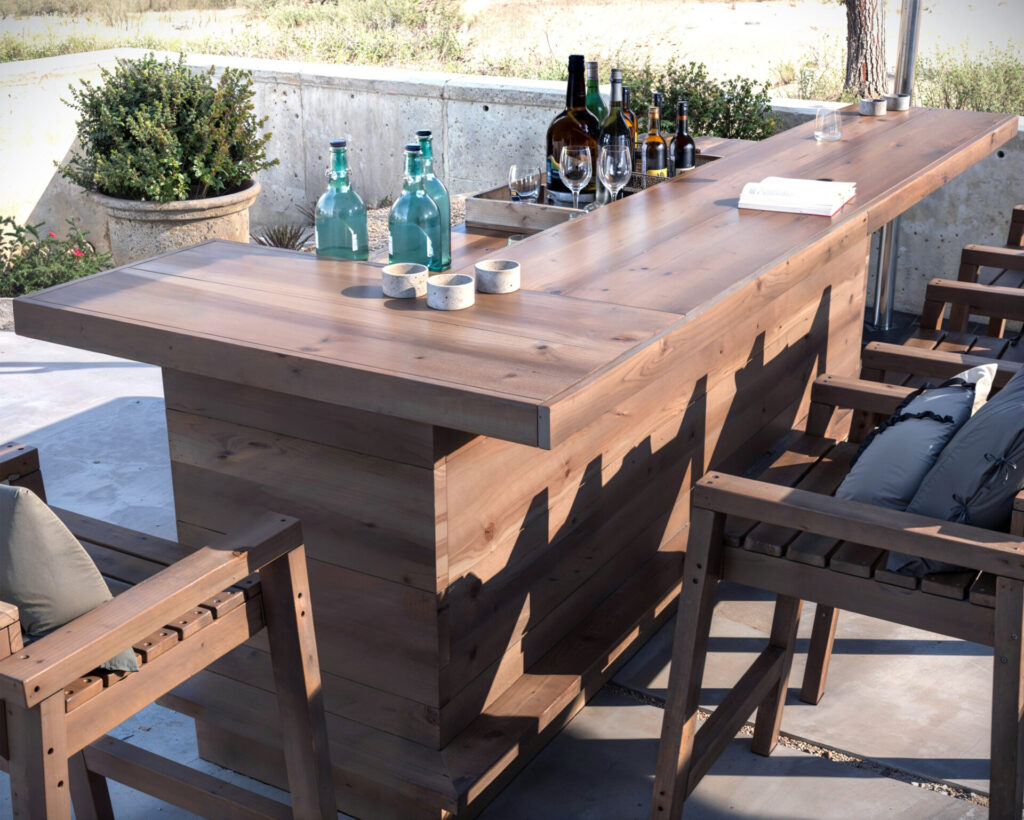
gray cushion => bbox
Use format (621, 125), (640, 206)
(887, 365), (1024, 576)
(0, 485), (138, 672)
(836, 364), (996, 511)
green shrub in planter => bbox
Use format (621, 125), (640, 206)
(58, 53), (278, 202)
(0, 217), (113, 298)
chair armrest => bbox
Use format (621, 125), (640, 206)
(0, 512), (302, 708)
(811, 374), (914, 417)
(924, 279), (1024, 324)
(862, 341), (1021, 388)
(1009, 206), (1024, 247)
(962, 244), (1024, 271)
(693, 472), (1024, 581)
(0, 442), (40, 483)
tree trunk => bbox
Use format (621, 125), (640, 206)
(844, 0), (887, 98)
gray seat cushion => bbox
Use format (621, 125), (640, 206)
(0, 485), (138, 672)
(836, 364), (996, 511)
(887, 365), (1024, 576)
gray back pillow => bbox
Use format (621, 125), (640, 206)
(886, 365), (1024, 576)
(0, 485), (138, 672)
(836, 364), (996, 511)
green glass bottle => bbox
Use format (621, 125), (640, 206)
(314, 138), (368, 261)
(585, 60), (608, 124)
(388, 144), (442, 272)
(416, 129), (451, 271)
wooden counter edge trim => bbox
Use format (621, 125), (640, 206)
(861, 112), (1019, 235)
(538, 216), (870, 449)
(11, 298), (546, 448)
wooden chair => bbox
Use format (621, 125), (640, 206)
(651, 371), (1024, 820)
(0, 442), (336, 819)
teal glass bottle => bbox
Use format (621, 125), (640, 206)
(416, 129), (451, 271)
(388, 144), (442, 272)
(314, 138), (368, 261)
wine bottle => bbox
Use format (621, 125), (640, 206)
(585, 60), (608, 124)
(672, 99), (697, 176)
(416, 129), (451, 270)
(622, 84), (639, 161)
(641, 100), (668, 177)
(314, 138), (369, 261)
(388, 144), (442, 272)
(597, 68), (633, 204)
(545, 54), (600, 206)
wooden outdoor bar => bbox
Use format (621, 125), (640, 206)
(13, 107), (1018, 818)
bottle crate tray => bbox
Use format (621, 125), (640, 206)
(464, 152), (719, 233)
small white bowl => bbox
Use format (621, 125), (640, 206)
(382, 263), (429, 298)
(475, 259), (521, 294)
(427, 273), (475, 310)
(859, 97), (887, 116)
(884, 93), (911, 111)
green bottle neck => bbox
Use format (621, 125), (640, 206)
(403, 153), (425, 193)
(329, 148), (350, 191)
(417, 137), (436, 176)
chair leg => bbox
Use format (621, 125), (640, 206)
(261, 544), (337, 820)
(69, 751), (115, 820)
(6, 692), (71, 819)
(800, 605), (839, 705)
(751, 594), (802, 756)
(991, 577), (1024, 820)
(650, 507), (724, 820)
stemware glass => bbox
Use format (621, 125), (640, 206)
(508, 165), (542, 202)
(558, 146), (592, 211)
(597, 144), (633, 203)
(814, 107), (842, 142)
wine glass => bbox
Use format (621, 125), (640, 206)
(598, 144), (632, 203)
(508, 165), (542, 202)
(558, 146), (592, 211)
(814, 107), (842, 142)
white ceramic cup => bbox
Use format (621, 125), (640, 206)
(475, 259), (521, 294)
(427, 273), (475, 310)
(382, 263), (429, 298)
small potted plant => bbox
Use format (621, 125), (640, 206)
(59, 53), (278, 266)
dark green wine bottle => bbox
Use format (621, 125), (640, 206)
(672, 100), (697, 176)
(585, 60), (608, 123)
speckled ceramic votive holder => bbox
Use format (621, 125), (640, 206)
(382, 263), (429, 298)
(859, 97), (887, 116)
(474, 259), (521, 294)
(884, 93), (911, 111)
(427, 273), (475, 310)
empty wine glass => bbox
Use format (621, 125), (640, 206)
(814, 107), (842, 142)
(558, 146), (592, 211)
(598, 144), (632, 203)
(508, 165), (542, 202)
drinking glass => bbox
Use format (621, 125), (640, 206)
(558, 146), (592, 211)
(814, 107), (842, 142)
(508, 165), (542, 202)
(506, 234), (526, 247)
(597, 144), (632, 203)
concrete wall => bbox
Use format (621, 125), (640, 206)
(2, 52), (1021, 313)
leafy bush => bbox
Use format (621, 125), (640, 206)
(794, 34), (846, 102)
(609, 55), (778, 141)
(916, 47), (1024, 116)
(58, 53), (278, 202)
(0, 217), (113, 297)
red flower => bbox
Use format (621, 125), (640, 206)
(71, 247), (84, 258)
(48, 231), (56, 238)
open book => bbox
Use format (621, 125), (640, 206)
(738, 177), (857, 217)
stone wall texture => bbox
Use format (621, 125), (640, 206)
(2, 52), (1021, 313)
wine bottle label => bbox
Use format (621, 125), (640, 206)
(648, 168), (668, 178)
(351, 229), (359, 253)
(388, 234), (393, 254)
(426, 236), (433, 257)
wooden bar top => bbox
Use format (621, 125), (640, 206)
(14, 108), (1018, 449)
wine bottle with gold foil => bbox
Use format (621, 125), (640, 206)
(672, 99), (697, 176)
(641, 99), (668, 177)
(622, 85), (639, 158)
(545, 54), (600, 206)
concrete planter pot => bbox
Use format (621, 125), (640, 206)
(91, 179), (261, 266)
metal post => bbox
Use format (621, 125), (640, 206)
(867, 0), (922, 331)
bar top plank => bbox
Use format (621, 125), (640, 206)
(14, 108), (1018, 448)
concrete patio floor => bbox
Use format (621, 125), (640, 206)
(0, 330), (991, 818)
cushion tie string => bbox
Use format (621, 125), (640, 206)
(949, 494), (973, 524)
(984, 452), (1018, 484)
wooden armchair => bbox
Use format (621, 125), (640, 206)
(651, 372), (1024, 820)
(0, 443), (336, 819)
